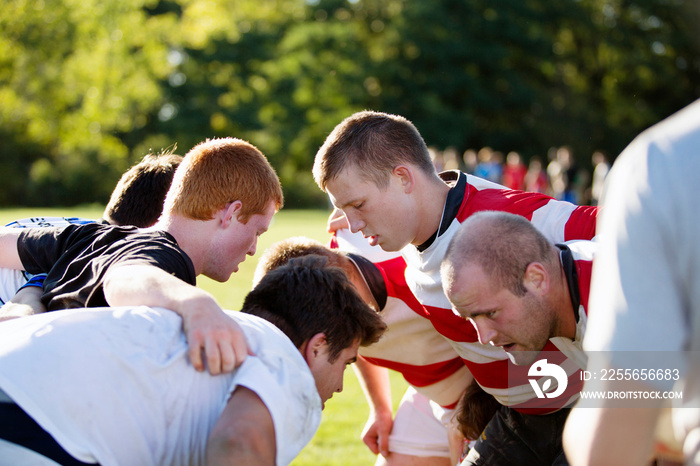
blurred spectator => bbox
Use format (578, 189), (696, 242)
(524, 156), (549, 193)
(546, 147), (566, 200)
(474, 146), (502, 184)
(501, 151), (527, 190)
(429, 146), (445, 172)
(548, 146), (585, 203)
(442, 146), (461, 171)
(589, 150), (610, 206)
(462, 149), (478, 174)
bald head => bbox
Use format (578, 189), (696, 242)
(442, 211), (559, 298)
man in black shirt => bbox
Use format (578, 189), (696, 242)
(0, 137), (284, 375)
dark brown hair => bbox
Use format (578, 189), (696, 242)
(456, 380), (501, 440)
(253, 236), (354, 285)
(103, 149), (183, 227)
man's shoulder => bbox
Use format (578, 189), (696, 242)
(564, 239), (597, 263)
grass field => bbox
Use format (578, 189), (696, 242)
(0, 206), (408, 466)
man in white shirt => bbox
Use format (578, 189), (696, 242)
(564, 99), (700, 466)
(0, 256), (386, 466)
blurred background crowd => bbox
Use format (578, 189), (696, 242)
(431, 144), (610, 206)
(1, 0), (698, 209)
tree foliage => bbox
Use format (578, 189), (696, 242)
(1, 0), (698, 207)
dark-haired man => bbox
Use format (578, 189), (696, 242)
(255, 235), (470, 466)
(0, 149), (183, 313)
(0, 256), (386, 466)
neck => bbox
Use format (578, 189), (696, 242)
(153, 214), (207, 275)
(411, 174), (451, 246)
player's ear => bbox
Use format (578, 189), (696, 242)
(392, 165), (415, 194)
(303, 333), (328, 366)
(523, 262), (549, 296)
(220, 201), (243, 227)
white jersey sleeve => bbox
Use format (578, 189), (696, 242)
(0, 307), (320, 466)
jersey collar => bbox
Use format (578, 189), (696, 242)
(556, 243), (581, 322)
(416, 170), (466, 252)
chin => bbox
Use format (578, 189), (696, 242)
(379, 241), (402, 252)
(208, 270), (234, 283)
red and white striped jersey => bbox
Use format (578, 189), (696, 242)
(331, 229), (471, 408)
(401, 171), (598, 413)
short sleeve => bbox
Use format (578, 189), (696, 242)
(18, 225), (86, 274)
(233, 351), (322, 466)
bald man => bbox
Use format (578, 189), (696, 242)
(441, 211), (596, 466)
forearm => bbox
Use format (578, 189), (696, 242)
(104, 264), (249, 374)
(0, 228), (25, 269)
(353, 357), (393, 415)
(353, 357), (395, 456)
(0, 287), (46, 321)
(104, 264), (217, 312)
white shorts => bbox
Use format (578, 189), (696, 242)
(388, 386), (453, 458)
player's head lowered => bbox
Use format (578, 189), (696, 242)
(441, 211), (563, 365)
(103, 149), (183, 228)
(253, 237), (380, 312)
(163, 137), (284, 223)
(253, 236), (353, 284)
(312, 111), (436, 192)
(441, 211), (558, 304)
(242, 255), (386, 362)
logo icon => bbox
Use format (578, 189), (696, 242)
(528, 359), (568, 399)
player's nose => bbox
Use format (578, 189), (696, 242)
(474, 321), (497, 346)
(346, 214), (365, 234)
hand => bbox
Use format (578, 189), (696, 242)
(180, 294), (252, 374)
(0, 309), (24, 322)
(0, 286), (46, 321)
(327, 208), (349, 233)
(103, 264), (253, 375)
(361, 408), (394, 457)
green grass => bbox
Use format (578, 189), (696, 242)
(0, 206), (408, 466)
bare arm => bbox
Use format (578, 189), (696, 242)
(206, 386), (276, 466)
(0, 228), (24, 270)
(0, 287), (46, 322)
(563, 376), (662, 466)
(103, 264), (250, 374)
(353, 357), (394, 457)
